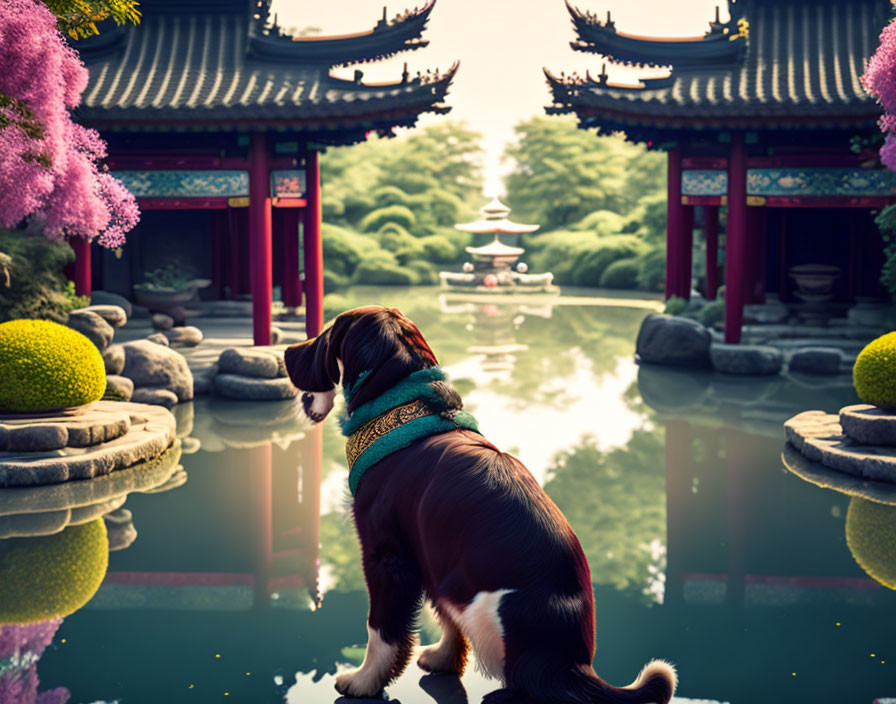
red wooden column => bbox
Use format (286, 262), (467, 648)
(303, 149), (324, 338)
(250, 443), (273, 607)
(725, 133), (748, 344)
(249, 133), (273, 346)
(665, 147), (683, 300)
(679, 205), (694, 299)
(664, 418), (692, 606)
(70, 237), (92, 297)
(704, 206), (719, 299)
(281, 208), (303, 308)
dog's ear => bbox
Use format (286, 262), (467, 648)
(284, 326), (339, 392)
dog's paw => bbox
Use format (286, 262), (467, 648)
(334, 669), (385, 698)
(417, 645), (459, 674)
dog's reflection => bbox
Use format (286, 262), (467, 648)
(333, 672), (470, 704)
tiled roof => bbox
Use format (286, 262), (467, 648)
(74, 2), (456, 136)
(545, 0), (889, 133)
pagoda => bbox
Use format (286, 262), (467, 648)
(72, 0), (457, 343)
(441, 198), (556, 292)
(545, 0), (896, 343)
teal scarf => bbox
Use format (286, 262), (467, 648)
(340, 367), (479, 495)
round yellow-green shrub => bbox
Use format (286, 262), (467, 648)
(846, 497), (896, 590)
(0, 519), (110, 624)
(0, 319), (106, 412)
(853, 331), (896, 409)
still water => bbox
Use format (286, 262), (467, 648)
(2, 287), (894, 704)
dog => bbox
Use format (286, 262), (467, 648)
(284, 306), (676, 704)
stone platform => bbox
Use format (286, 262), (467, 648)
(784, 408), (896, 483)
(0, 401), (177, 488)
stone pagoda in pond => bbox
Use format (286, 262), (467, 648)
(440, 198), (556, 293)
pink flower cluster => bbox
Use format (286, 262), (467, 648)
(864, 19), (896, 170)
(0, 620), (70, 704)
(0, 0), (138, 247)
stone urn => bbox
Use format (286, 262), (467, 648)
(133, 278), (211, 314)
(788, 264), (840, 303)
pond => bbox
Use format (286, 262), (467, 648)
(3, 287), (894, 704)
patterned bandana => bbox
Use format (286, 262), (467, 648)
(339, 367), (479, 495)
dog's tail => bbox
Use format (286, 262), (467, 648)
(491, 657), (676, 704)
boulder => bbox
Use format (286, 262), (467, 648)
(146, 332), (170, 347)
(164, 326), (203, 347)
(214, 374), (298, 401)
(710, 344), (783, 375)
(103, 344), (126, 375)
(635, 314), (711, 368)
(131, 387), (179, 409)
(152, 313), (174, 330)
(72, 304), (127, 328)
(90, 290), (133, 318)
(218, 348), (284, 379)
(192, 365), (217, 396)
(788, 347), (844, 375)
(105, 375), (134, 402)
(840, 404), (896, 446)
(121, 340), (193, 403)
(67, 309), (114, 352)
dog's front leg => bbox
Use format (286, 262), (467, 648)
(335, 552), (423, 698)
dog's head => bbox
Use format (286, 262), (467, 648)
(283, 306), (438, 422)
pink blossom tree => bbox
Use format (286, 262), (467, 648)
(863, 18), (896, 170)
(0, 0), (139, 248)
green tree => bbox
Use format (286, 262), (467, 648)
(44, 0), (141, 38)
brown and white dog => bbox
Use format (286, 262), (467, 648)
(284, 306), (676, 704)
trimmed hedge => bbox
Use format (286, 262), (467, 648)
(360, 205), (417, 233)
(599, 257), (640, 289)
(853, 331), (896, 409)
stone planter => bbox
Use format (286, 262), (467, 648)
(133, 279), (211, 314)
(788, 264), (840, 303)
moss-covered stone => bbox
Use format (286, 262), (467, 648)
(846, 497), (896, 590)
(0, 319), (106, 413)
(0, 518), (109, 624)
(853, 332), (896, 409)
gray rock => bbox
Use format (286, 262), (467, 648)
(192, 365), (217, 396)
(785, 410), (896, 483)
(73, 304), (127, 328)
(105, 374), (134, 402)
(103, 344), (125, 375)
(635, 314), (711, 368)
(67, 309), (114, 352)
(146, 332), (170, 347)
(0, 495), (126, 538)
(271, 326), (284, 344)
(214, 373), (298, 401)
(0, 407), (131, 451)
(104, 508), (137, 551)
(744, 303), (788, 324)
(152, 313), (174, 330)
(122, 340), (193, 403)
(782, 444), (896, 507)
(0, 401), (177, 488)
(131, 386), (179, 408)
(90, 290), (133, 318)
(710, 344), (783, 375)
(788, 347), (844, 375)
(164, 326), (203, 347)
(840, 404), (896, 446)
(218, 348), (284, 379)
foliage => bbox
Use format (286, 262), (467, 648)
(543, 430), (666, 602)
(845, 497), (896, 590)
(504, 116), (665, 231)
(599, 257), (640, 289)
(664, 296), (687, 316)
(634, 247), (666, 292)
(321, 223), (380, 279)
(353, 257), (418, 286)
(0, 228), (88, 321)
(418, 234), (459, 263)
(698, 299), (725, 327)
(853, 331), (896, 409)
(323, 293), (352, 321)
(862, 18), (896, 169)
(874, 204), (896, 300)
(43, 0), (141, 39)
(360, 205), (416, 233)
(405, 259), (438, 285)
(0, 0), (138, 246)
(137, 264), (194, 291)
(0, 318), (106, 411)
(0, 519), (109, 624)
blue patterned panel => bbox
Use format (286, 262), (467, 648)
(748, 168), (896, 197)
(682, 170), (728, 196)
(114, 170), (249, 197)
(271, 170), (306, 198)
(683, 168), (896, 197)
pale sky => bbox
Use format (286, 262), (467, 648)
(272, 0), (725, 193)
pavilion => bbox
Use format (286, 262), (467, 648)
(73, 0), (456, 342)
(546, 0), (896, 343)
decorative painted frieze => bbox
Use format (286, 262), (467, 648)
(114, 170), (249, 198)
(271, 170), (307, 198)
(682, 168), (896, 198)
